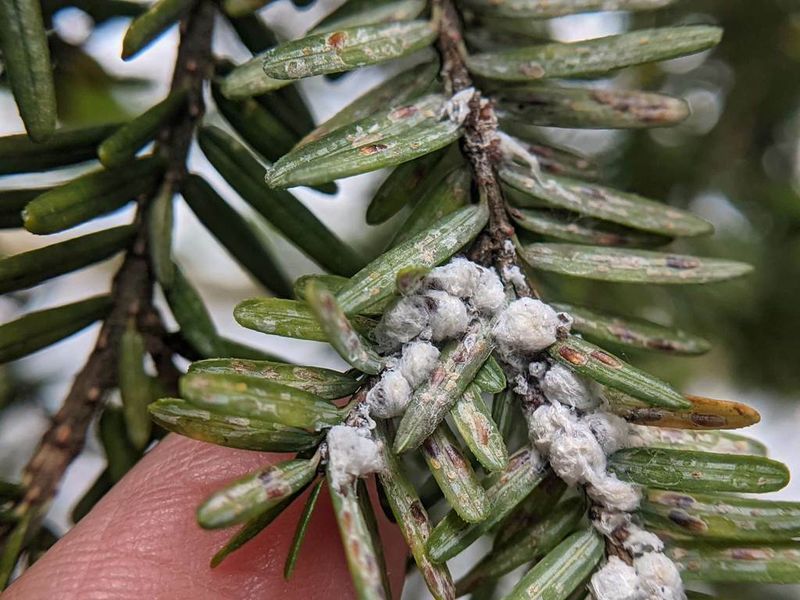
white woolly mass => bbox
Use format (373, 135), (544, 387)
(582, 411), (630, 455)
(528, 399), (642, 513)
(592, 509), (630, 538)
(348, 400), (377, 432)
(527, 402), (642, 510)
(498, 131), (543, 176)
(472, 246), (683, 598)
(425, 290), (469, 342)
(591, 509), (663, 556)
(513, 374), (529, 395)
(590, 552), (685, 600)
(366, 257), (680, 598)
(528, 361), (548, 378)
(472, 267), (506, 313)
(326, 425), (384, 490)
(587, 474), (642, 513)
(445, 87), (476, 125)
(426, 257), (481, 298)
(548, 423), (607, 486)
(634, 552), (686, 600)
(529, 403), (637, 496)
(502, 264), (528, 291)
(399, 341), (440, 389)
(373, 296), (429, 351)
(539, 363), (599, 410)
(623, 525), (665, 557)
(366, 369), (412, 419)
(589, 556), (641, 600)
(527, 402), (578, 454)
(492, 298), (560, 356)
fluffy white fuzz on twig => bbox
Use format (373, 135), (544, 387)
(327, 425), (384, 491)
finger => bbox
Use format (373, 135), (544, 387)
(6, 435), (407, 600)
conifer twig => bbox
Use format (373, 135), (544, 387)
(4, 0), (215, 536)
(436, 0), (635, 567)
(434, 0), (533, 297)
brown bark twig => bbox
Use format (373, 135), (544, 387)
(434, 0), (534, 298)
(434, 5), (631, 565)
(4, 1), (216, 540)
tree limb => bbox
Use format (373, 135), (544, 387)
(434, 0), (534, 298)
(7, 0), (215, 536)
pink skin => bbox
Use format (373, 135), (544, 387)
(6, 436), (407, 600)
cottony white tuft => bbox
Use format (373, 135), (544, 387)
(426, 257), (481, 298)
(492, 298), (560, 356)
(623, 525), (665, 557)
(512, 374), (529, 395)
(582, 411), (630, 455)
(528, 361), (548, 378)
(399, 341), (440, 389)
(326, 425), (384, 491)
(445, 87), (476, 125)
(587, 474), (642, 513)
(527, 402), (578, 454)
(591, 509), (630, 538)
(502, 263), (528, 292)
(425, 290), (469, 342)
(472, 266), (506, 313)
(373, 296), (429, 351)
(539, 363), (599, 410)
(589, 556), (641, 600)
(366, 369), (412, 419)
(548, 423), (607, 486)
(634, 552), (686, 600)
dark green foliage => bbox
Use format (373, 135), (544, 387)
(0, 226), (134, 293)
(0, 296), (111, 363)
(0, 0), (57, 141)
(23, 157), (164, 234)
(0, 124), (119, 175)
(181, 174), (293, 297)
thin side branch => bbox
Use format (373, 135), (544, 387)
(434, 0), (533, 297)
(437, 11), (634, 561)
(9, 1), (215, 531)
(16, 235), (149, 516)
